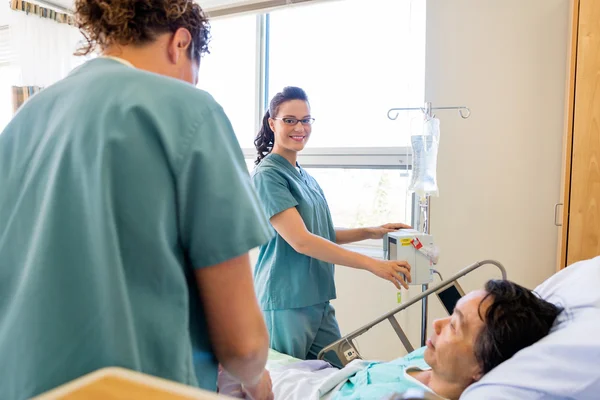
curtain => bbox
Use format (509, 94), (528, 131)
(8, 0), (84, 112)
(9, 2), (83, 88)
(11, 85), (41, 113)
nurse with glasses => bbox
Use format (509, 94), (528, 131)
(250, 87), (413, 366)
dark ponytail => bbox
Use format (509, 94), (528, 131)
(254, 86), (309, 165)
(254, 110), (275, 165)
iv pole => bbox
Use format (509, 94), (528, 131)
(387, 101), (470, 347)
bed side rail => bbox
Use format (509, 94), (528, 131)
(317, 260), (506, 366)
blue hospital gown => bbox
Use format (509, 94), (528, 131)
(334, 347), (434, 400)
(0, 58), (272, 399)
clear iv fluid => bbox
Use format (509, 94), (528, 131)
(408, 117), (440, 198)
(410, 136), (438, 195)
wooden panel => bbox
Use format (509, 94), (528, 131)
(567, 0), (600, 266)
(557, 0), (580, 271)
(33, 368), (225, 400)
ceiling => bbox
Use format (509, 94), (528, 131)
(45, 0), (73, 11)
(1, 0), (258, 26)
(42, 0), (239, 13)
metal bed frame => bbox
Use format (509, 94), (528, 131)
(317, 260), (507, 367)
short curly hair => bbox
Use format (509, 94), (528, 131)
(74, 0), (211, 62)
(475, 280), (562, 374)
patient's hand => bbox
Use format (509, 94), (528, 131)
(242, 370), (274, 400)
(367, 223), (412, 239)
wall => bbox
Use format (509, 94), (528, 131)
(0, 1), (9, 26)
(330, 0), (571, 361)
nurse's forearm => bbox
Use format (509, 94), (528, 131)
(195, 253), (270, 388)
(334, 228), (371, 244)
(271, 209), (410, 288)
(221, 351), (269, 387)
(271, 208), (375, 271)
(297, 233), (375, 271)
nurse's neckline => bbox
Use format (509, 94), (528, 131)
(267, 153), (302, 176)
(101, 55), (136, 69)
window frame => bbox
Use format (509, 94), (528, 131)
(242, 146), (413, 169)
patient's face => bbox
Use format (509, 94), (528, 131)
(424, 289), (491, 386)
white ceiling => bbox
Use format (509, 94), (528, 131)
(198, 0), (247, 8)
(0, 4), (8, 26)
(42, 0), (246, 13)
(0, 0), (252, 25)
(45, 0), (74, 11)
(14, 0), (315, 17)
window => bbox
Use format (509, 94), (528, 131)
(0, 24), (16, 133)
(307, 168), (412, 229)
(197, 15), (259, 149)
(0, 65), (19, 132)
(268, 0), (425, 149)
(200, 0), (426, 233)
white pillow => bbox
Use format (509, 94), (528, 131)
(460, 256), (600, 400)
(534, 255), (600, 312)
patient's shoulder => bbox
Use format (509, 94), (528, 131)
(397, 346), (429, 369)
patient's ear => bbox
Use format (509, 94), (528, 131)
(471, 369), (484, 383)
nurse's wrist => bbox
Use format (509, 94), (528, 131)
(240, 369), (265, 388)
(363, 227), (376, 240)
(357, 253), (377, 272)
(241, 369), (266, 388)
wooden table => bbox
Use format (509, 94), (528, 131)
(33, 367), (232, 400)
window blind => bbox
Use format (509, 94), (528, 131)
(0, 27), (13, 66)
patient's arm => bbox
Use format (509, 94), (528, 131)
(195, 253), (269, 389)
(270, 208), (411, 289)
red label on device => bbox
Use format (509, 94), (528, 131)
(411, 238), (423, 250)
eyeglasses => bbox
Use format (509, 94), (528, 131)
(272, 117), (315, 126)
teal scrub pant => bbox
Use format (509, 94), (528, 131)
(264, 302), (343, 368)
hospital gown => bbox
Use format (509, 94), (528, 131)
(334, 346), (435, 400)
(0, 57), (272, 399)
(253, 346), (437, 400)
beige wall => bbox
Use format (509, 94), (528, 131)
(0, 3), (8, 26)
(330, 0), (571, 361)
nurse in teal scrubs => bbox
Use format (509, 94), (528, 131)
(251, 87), (413, 366)
(0, 1), (273, 399)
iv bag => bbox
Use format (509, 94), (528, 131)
(408, 116), (440, 198)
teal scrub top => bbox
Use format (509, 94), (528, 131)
(251, 153), (336, 310)
(0, 58), (272, 399)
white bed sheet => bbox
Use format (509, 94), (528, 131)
(269, 359), (368, 400)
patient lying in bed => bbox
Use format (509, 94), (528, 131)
(250, 279), (563, 400)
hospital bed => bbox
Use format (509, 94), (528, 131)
(261, 256), (600, 400)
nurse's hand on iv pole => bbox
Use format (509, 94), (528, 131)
(366, 259), (412, 289)
(242, 370), (274, 400)
(365, 223), (412, 240)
